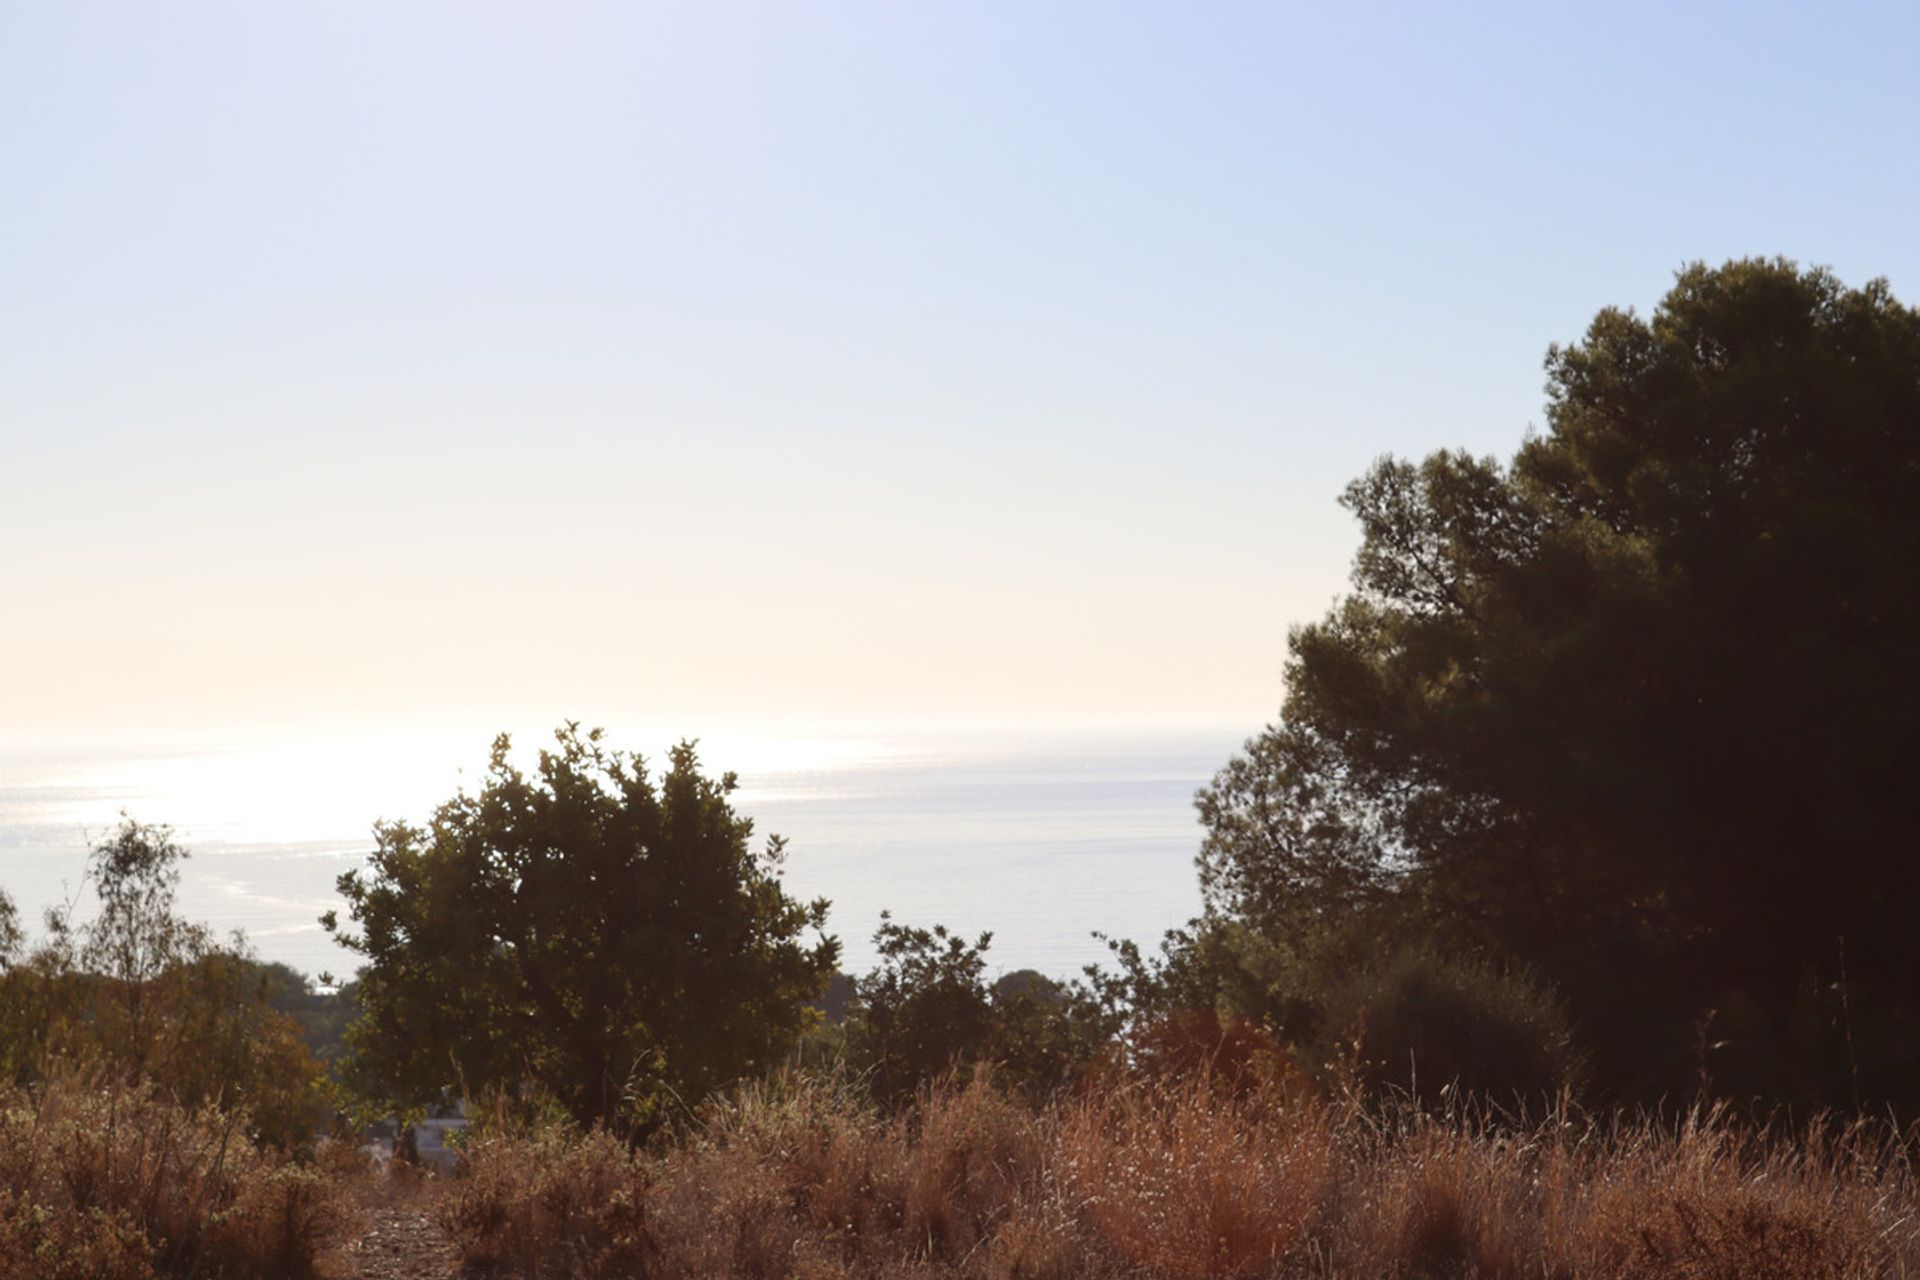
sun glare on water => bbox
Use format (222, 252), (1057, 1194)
(9, 723), (905, 853)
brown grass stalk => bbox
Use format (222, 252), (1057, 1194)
(433, 1071), (1920, 1279)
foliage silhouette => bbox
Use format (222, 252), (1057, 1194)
(844, 915), (1106, 1102)
(1199, 259), (1920, 1108)
(325, 723), (838, 1133)
(0, 817), (330, 1147)
(845, 915), (997, 1103)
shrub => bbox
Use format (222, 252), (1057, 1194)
(1127, 1008), (1320, 1101)
(0, 1072), (349, 1279)
(0, 819), (332, 1149)
(1316, 944), (1582, 1101)
(1057, 1076), (1333, 1278)
(845, 918), (1105, 1105)
(439, 1125), (650, 1279)
(431, 1069), (1920, 1279)
(844, 916), (997, 1104)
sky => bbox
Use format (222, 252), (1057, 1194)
(4, 1), (1918, 745)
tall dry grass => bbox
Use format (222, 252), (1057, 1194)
(437, 1070), (1920, 1279)
(1056, 1078), (1331, 1279)
(0, 1071), (351, 1280)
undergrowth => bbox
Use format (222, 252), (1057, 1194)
(0, 1071), (351, 1280)
(435, 1069), (1920, 1279)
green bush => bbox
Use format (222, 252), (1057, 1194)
(844, 916), (996, 1103)
(326, 726), (838, 1135)
(844, 918), (1103, 1104)
(1317, 945), (1581, 1101)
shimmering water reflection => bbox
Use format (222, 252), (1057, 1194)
(0, 724), (1247, 983)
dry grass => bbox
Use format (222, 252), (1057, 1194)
(0, 1071), (352, 1280)
(440, 1123), (651, 1277)
(1056, 1078), (1331, 1278)
(435, 1071), (1920, 1279)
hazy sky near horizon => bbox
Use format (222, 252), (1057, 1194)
(5, 1), (1917, 743)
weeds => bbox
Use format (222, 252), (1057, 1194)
(0, 1070), (349, 1279)
(433, 1069), (1920, 1278)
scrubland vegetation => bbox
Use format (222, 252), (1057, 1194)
(6, 1049), (1920, 1279)
(437, 1070), (1920, 1280)
(0, 820), (353, 1277)
(0, 1072), (350, 1279)
(3, 259), (1918, 1276)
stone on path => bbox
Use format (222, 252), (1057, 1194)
(335, 1202), (462, 1280)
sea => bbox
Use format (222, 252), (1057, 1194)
(0, 724), (1254, 986)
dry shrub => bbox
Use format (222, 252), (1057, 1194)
(886, 1071), (1045, 1261)
(1559, 1110), (1912, 1280)
(1059, 1074), (1333, 1278)
(650, 1068), (1045, 1275)
(1322, 1101), (1920, 1280)
(682, 1070), (889, 1248)
(644, 1070), (876, 1276)
(651, 1136), (801, 1277)
(439, 1124), (650, 1278)
(0, 1199), (155, 1280)
(1327, 1108), (1545, 1280)
(974, 1200), (1087, 1280)
(0, 1071), (349, 1279)
(432, 1069), (1920, 1280)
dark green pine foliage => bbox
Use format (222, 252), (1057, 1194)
(1200, 260), (1920, 1107)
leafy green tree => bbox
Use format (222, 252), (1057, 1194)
(846, 916), (1105, 1102)
(254, 963), (359, 1069)
(846, 916), (997, 1102)
(69, 819), (214, 1078)
(0, 890), (20, 972)
(989, 968), (1110, 1096)
(324, 724), (839, 1133)
(1200, 260), (1920, 1107)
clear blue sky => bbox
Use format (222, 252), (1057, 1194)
(4, 1), (1916, 740)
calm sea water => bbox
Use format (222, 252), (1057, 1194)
(0, 725), (1249, 984)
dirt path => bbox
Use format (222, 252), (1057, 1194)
(332, 1200), (463, 1280)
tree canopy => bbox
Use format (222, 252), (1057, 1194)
(1198, 259), (1920, 1107)
(325, 724), (839, 1133)
(841, 915), (1106, 1103)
